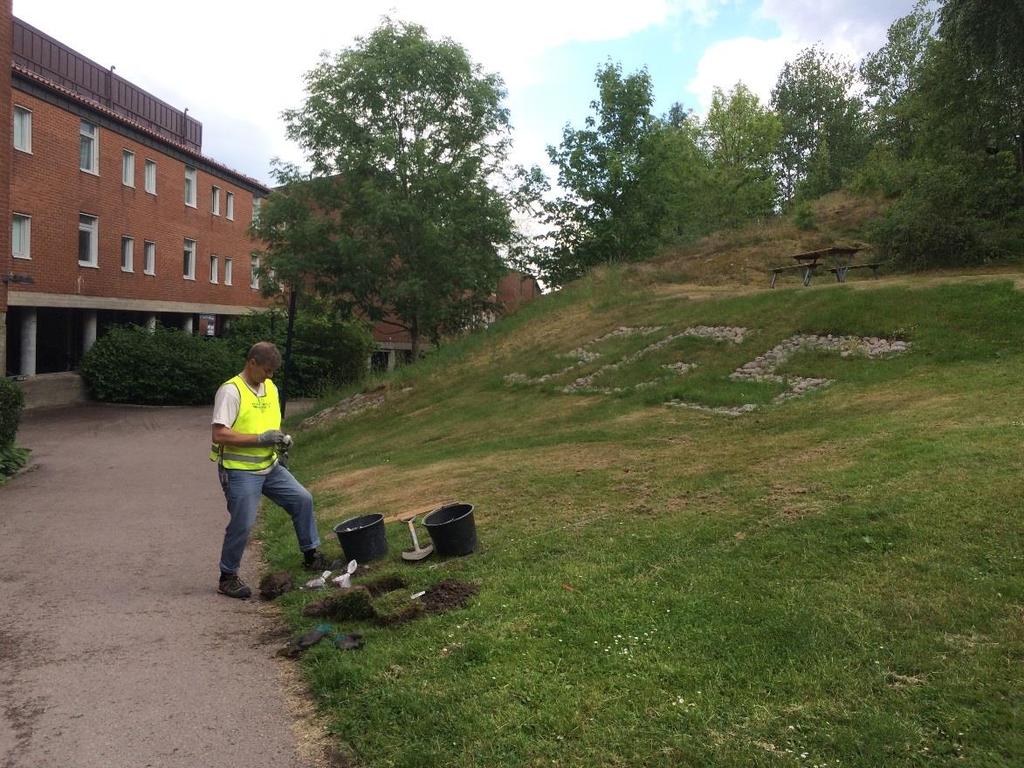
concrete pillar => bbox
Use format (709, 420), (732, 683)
(146, 314), (157, 332)
(182, 315), (193, 334)
(83, 310), (98, 354)
(20, 307), (37, 377)
(386, 350), (396, 371)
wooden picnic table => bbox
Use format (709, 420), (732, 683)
(770, 246), (881, 287)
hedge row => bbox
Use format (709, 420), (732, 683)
(80, 326), (240, 405)
(0, 376), (23, 448)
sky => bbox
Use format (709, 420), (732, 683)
(14, 0), (920, 187)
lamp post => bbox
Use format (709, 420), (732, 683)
(280, 286), (298, 418)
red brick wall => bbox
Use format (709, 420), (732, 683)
(1, 0), (13, 315)
(9, 88), (271, 310)
(497, 271), (541, 312)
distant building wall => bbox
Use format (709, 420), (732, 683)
(0, 0), (13, 373)
(3, 14), (273, 379)
(9, 89), (264, 308)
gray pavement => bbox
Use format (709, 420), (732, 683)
(0, 404), (314, 768)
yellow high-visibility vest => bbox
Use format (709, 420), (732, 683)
(209, 374), (281, 470)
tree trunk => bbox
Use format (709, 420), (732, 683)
(410, 317), (420, 360)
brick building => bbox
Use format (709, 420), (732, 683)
(1, 6), (271, 377)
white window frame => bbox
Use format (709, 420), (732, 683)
(183, 238), (196, 279)
(80, 120), (99, 174)
(184, 166), (197, 207)
(122, 150), (135, 187)
(144, 240), (156, 275)
(144, 159), (157, 194)
(13, 106), (32, 153)
(226, 192), (234, 220)
(78, 213), (99, 267)
(250, 255), (260, 289)
(251, 197), (262, 225)
(12, 213), (31, 259)
(121, 236), (134, 272)
(210, 253), (219, 284)
(211, 186), (221, 216)
(224, 256), (233, 285)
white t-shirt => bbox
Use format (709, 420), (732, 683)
(211, 375), (275, 473)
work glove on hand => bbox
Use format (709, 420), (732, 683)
(256, 429), (285, 447)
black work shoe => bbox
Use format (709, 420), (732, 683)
(218, 574), (252, 599)
(302, 551), (333, 572)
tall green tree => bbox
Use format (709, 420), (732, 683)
(771, 46), (868, 203)
(541, 62), (660, 286)
(701, 83), (781, 224)
(940, 0), (1024, 169)
(859, 0), (938, 156)
(257, 19), (512, 356)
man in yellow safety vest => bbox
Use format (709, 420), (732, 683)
(210, 341), (330, 598)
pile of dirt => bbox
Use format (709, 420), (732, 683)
(421, 579), (479, 614)
(302, 587), (377, 621)
(360, 575), (407, 597)
(259, 571), (293, 601)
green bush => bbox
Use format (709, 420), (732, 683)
(224, 307), (372, 397)
(865, 153), (1024, 269)
(0, 444), (29, 479)
(81, 326), (240, 405)
(792, 202), (817, 231)
(0, 377), (24, 448)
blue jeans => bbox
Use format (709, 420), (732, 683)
(218, 462), (321, 575)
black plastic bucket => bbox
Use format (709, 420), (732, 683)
(333, 513), (388, 562)
(423, 503), (477, 556)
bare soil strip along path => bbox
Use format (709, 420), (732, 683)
(0, 404), (314, 768)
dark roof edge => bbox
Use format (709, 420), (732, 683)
(12, 64), (271, 195)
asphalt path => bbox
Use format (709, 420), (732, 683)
(0, 404), (314, 768)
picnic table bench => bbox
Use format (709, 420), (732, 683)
(769, 246), (881, 287)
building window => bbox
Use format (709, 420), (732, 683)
(183, 238), (196, 279)
(226, 192), (234, 220)
(250, 255), (260, 289)
(80, 120), (98, 174)
(184, 166), (197, 207)
(210, 254), (219, 283)
(121, 236), (134, 272)
(212, 186), (221, 215)
(252, 197), (262, 225)
(13, 106), (31, 153)
(144, 159), (157, 194)
(78, 214), (98, 266)
(122, 150), (135, 187)
(12, 214), (31, 259)
(144, 241), (156, 275)
(224, 256), (233, 285)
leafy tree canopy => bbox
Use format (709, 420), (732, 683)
(256, 18), (515, 355)
(772, 46), (868, 203)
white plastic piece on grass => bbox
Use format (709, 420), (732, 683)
(305, 570), (332, 589)
(411, 591), (426, 600)
(346, 559), (358, 575)
(332, 573), (351, 588)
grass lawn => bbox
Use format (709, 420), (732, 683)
(261, 273), (1023, 767)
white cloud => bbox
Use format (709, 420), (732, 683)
(686, 0), (920, 114)
(687, 36), (801, 113)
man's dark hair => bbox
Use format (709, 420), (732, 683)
(247, 341), (282, 369)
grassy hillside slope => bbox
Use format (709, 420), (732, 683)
(264, 265), (1024, 767)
